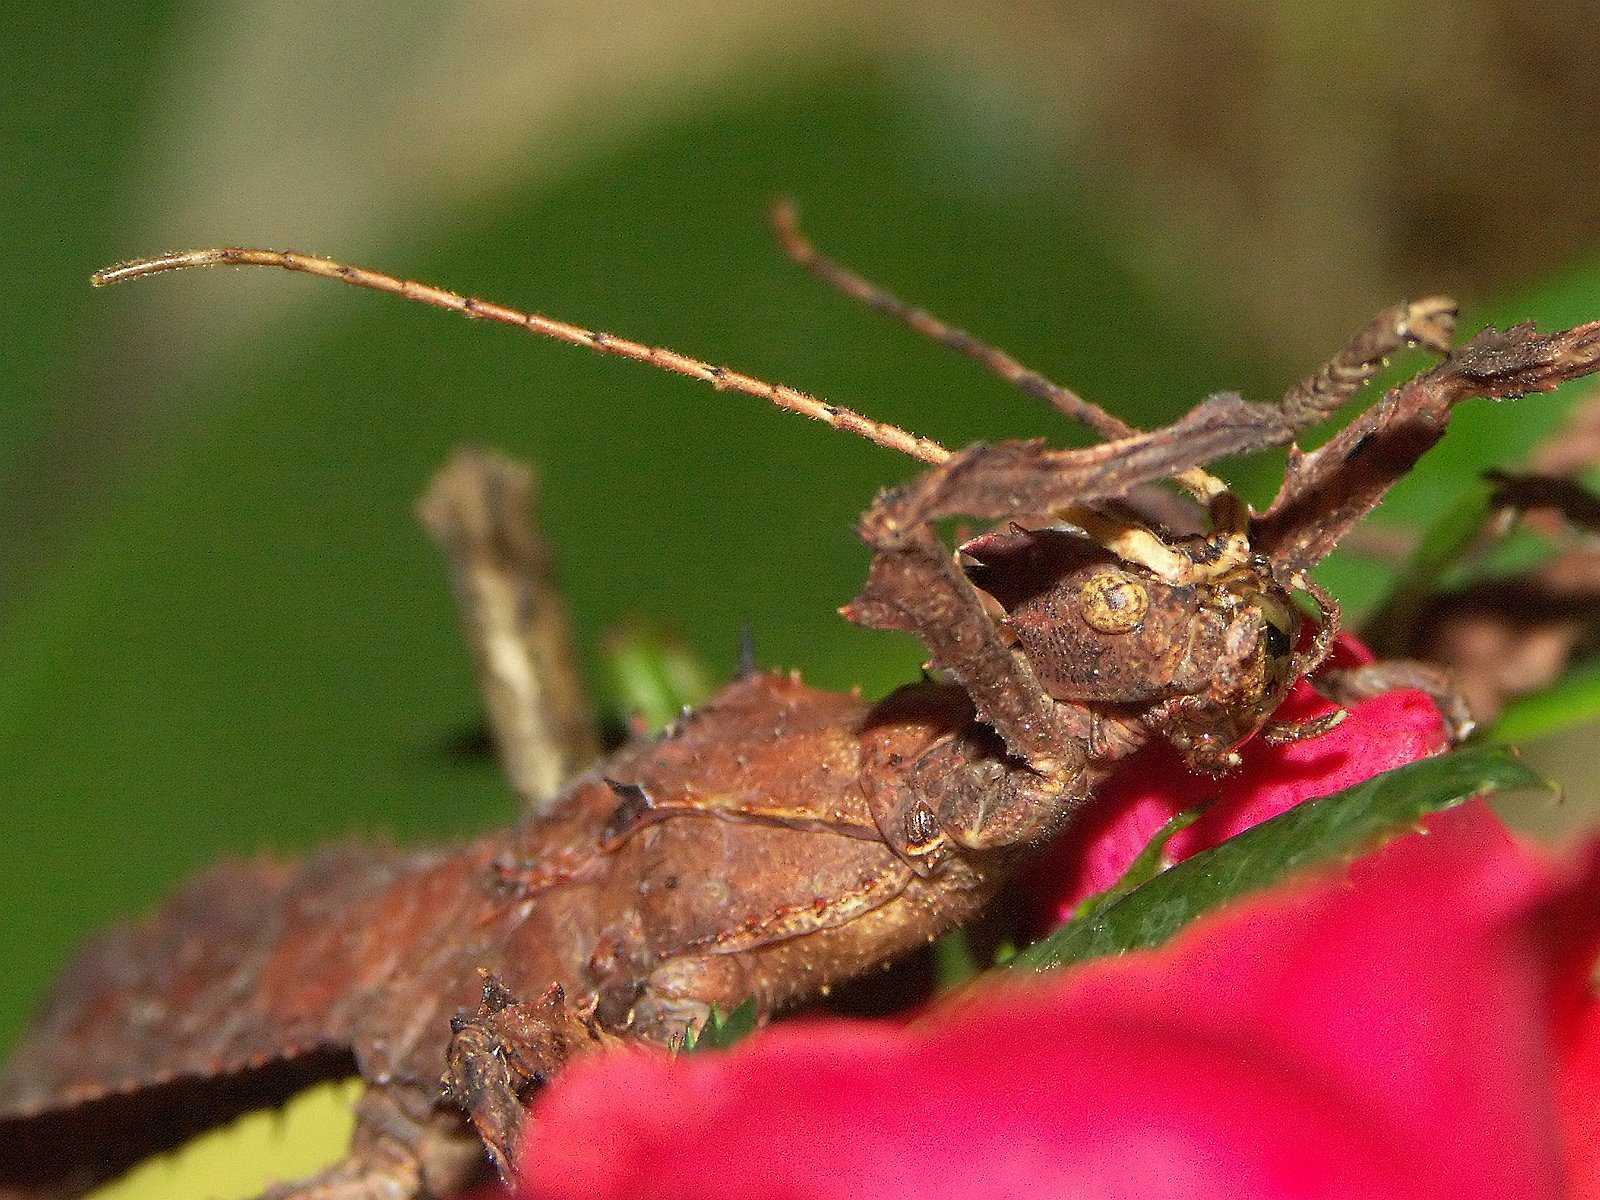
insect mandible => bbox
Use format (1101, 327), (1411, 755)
(3, 204), (1599, 1200)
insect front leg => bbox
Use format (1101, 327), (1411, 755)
(847, 509), (1086, 789)
(845, 493), (1102, 860)
(1256, 318), (1600, 572)
(441, 975), (607, 1184)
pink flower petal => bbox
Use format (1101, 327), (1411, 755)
(1560, 999), (1600, 1193)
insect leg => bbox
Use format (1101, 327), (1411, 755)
(1314, 660), (1476, 743)
(441, 976), (606, 1185)
(818, 301), (1467, 539)
(1256, 318), (1600, 572)
(848, 505), (1086, 785)
(1485, 470), (1600, 535)
(418, 446), (599, 809)
(257, 1086), (483, 1200)
(1275, 297), (1457, 431)
(1347, 470), (1600, 731)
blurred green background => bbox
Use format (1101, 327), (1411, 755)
(4, 2), (1600, 1185)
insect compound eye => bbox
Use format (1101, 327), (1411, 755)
(1263, 619), (1292, 659)
(1079, 570), (1149, 634)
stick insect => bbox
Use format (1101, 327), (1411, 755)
(3, 206), (1598, 1200)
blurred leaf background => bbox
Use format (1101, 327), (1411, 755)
(4, 2), (1600, 1189)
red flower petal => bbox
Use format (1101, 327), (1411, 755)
(1561, 999), (1600, 1188)
(515, 804), (1600, 1200)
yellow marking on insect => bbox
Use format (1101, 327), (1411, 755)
(1079, 571), (1149, 633)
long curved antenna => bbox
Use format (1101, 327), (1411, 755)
(92, 249), (950, 466)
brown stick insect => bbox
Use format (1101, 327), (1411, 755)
(4, 205), (1600, 1200)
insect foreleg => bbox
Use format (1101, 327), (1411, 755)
(1275, 297), (1457, 431)
(847, 506), (1086, 789)
(1314, 660), (1476, 742)
(1256, 318), (1600, 572)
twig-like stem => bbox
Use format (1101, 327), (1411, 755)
(92, 248), (950, 465)
(418, 447), (599, 808)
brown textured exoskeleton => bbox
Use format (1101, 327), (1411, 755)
(4, 208), (1600, 1200)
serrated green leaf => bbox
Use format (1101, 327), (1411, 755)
(1011, 747), (1546, 972)
(682, 998), (761, 1053)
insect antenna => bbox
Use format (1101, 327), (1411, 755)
(91, 248), (950, 466)
(771, 201), (1133, 442)
(770, 202), (1231, 507)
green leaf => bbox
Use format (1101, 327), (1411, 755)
(682, 998), (760, 1053)
(932, 927), (982, 987)
(1011, 747), (1547, 972)
(934, 812), (1207, 985)
(1493, 659), (1600, 745)
(1070, 805), (1205, 923)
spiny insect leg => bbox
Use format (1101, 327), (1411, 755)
(1256, 318), (1600, 572)
(442, 977), (598, 1185)
(849, 505), (1085, 784)
(1275, 297), (1457, 432)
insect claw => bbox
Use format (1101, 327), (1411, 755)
(1259, 708), (1348, 746)
(1403, 296), (1459, 357)
(477, 973), (517, 1014)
